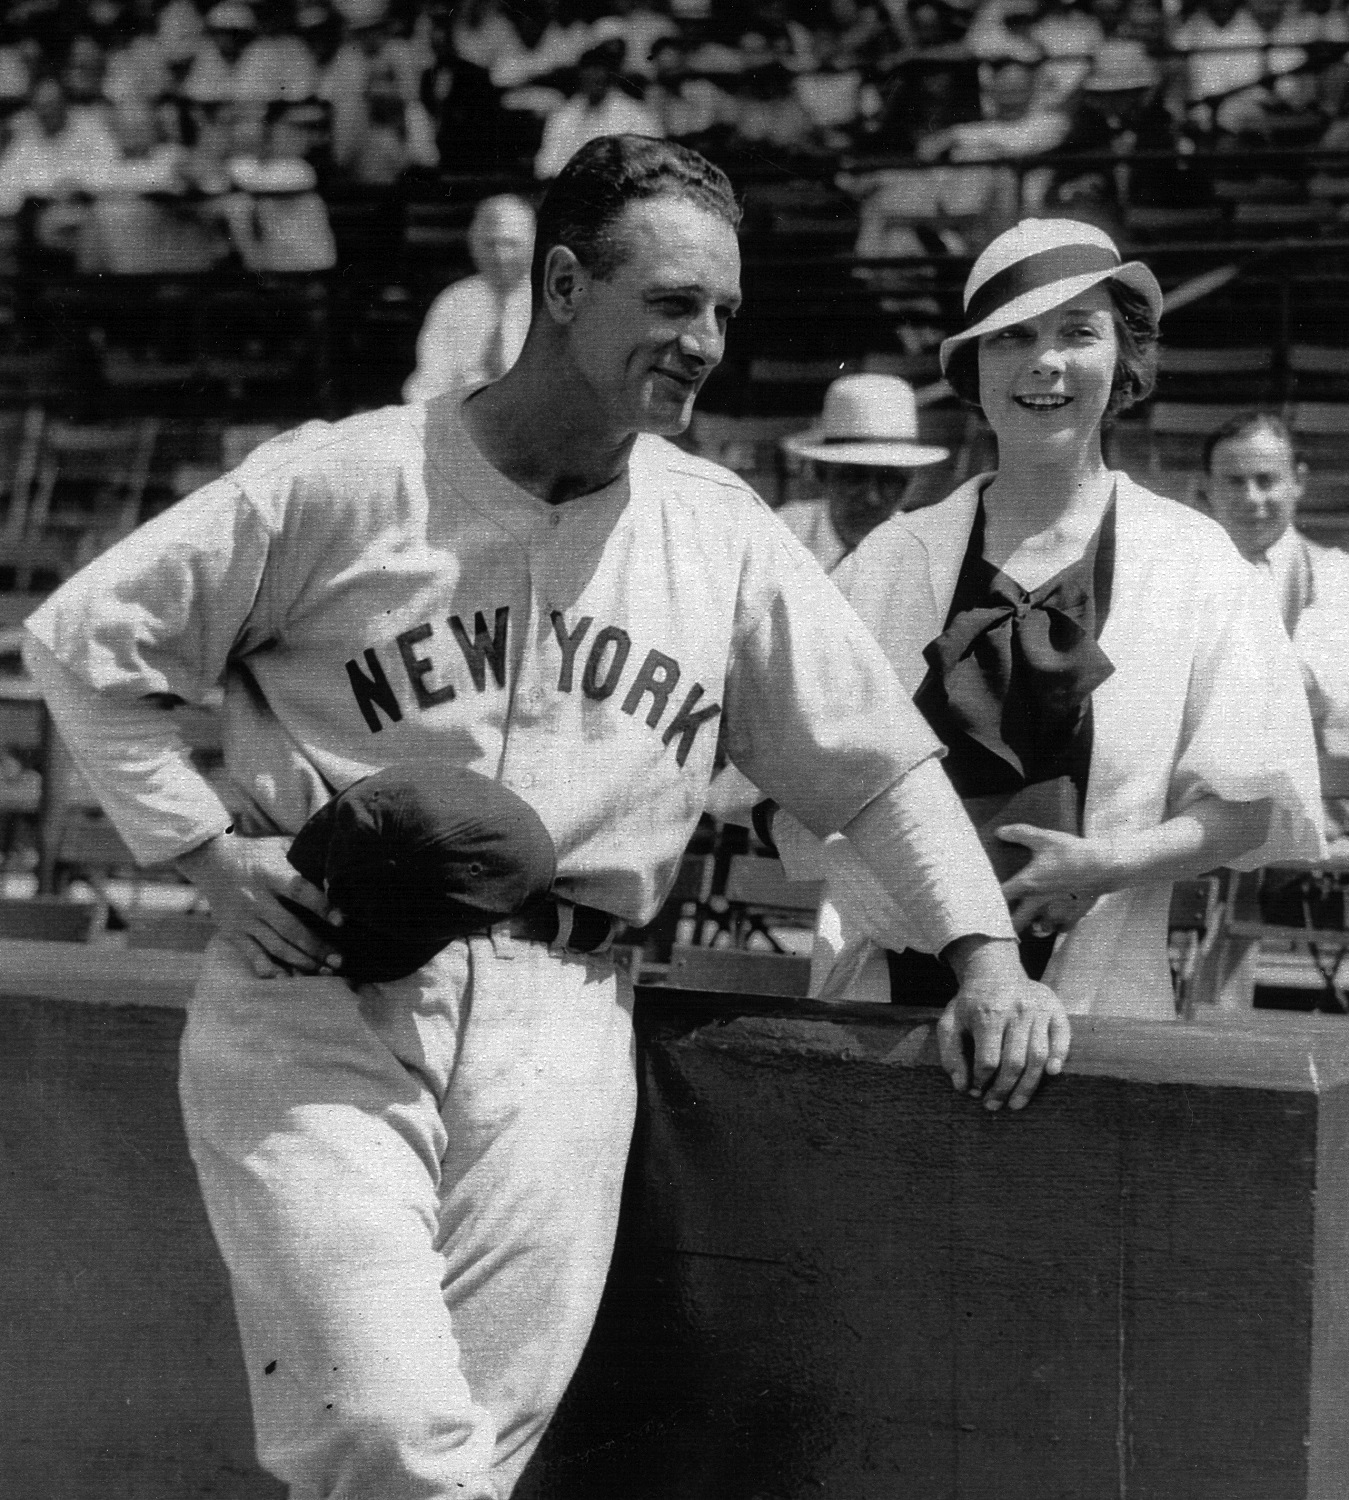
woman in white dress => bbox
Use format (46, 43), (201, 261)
(784, 217), (1323, 1018)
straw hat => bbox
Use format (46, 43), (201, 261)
(782, 375), (949, 468)
(938, 218), (1163, 373)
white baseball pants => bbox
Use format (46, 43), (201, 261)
(179, 931), (637, 1500)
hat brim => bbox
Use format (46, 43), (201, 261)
(782, 432), (950, 467)
(939, 260), (1164, 374)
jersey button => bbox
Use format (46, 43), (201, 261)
(517, 772), (536, 790)
(549, 512), (562, 528)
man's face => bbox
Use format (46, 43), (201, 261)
(470, 199), (535, 294)
(562, 197), (741, 438)
(821, 464), (913, 544)
(1206, 426), (1305, 562)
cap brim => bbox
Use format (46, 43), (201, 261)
(939, 261), (1164, 374)
(782, 431), (949, 467)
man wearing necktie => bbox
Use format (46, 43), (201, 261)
(1202, 410), (1349, 845)
(403, 194), (535, 402)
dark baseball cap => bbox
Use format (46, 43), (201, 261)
(285, 763), (557, 983)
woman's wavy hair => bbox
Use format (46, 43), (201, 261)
(944, 278), (1160, 419)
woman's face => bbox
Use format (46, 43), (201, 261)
(977, 283), (1118, 458)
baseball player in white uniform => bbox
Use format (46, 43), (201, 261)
(23, 136), (1069, 1500)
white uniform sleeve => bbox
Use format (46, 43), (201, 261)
(22, 634), (233, 866)
(22, 467), (283, 863)
(720, 524), (944, 838)
(842, 756), (1016, 953)
(23, 470), (276, 705)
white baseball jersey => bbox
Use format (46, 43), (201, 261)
(26, 392), (939, 924)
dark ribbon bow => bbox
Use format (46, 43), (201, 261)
(916, 550), (1115, 785)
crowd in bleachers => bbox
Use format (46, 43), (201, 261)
(0, 0), (1345, 263)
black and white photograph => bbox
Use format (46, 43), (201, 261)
(2, 0), (1349, 1494)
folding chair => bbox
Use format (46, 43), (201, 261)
(22, 416), (159, 552)
(0, 405), (44, 542)
(0, 672), (49, 869)
(719, 853), (824, 954)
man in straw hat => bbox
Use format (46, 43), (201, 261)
(24, 139), (1068, 1500)
(777, 372), (949, 574)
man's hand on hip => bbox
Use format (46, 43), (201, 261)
(176, 832), (344, 979)
(935, 935), (1070, 1112)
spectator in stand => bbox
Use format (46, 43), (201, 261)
(489, 0), (595, 88)
(319, 0), (396, 168)
(1169, 0), (1269, 136)
(741, 0), (817, 70)
(234, 0), (322, 101)
(158, 0), (209, 70)
(967, 0), (1045, 63)
(1044, 42), (1166, 231)
(0, 72), (123, 216)
(450, 0), (527, 75)
(402, 194), (535, 402)
(1201, 411), (1349, 846)
(184, 1), (261, 102)
(77, 97), (232, 272)
(420, 4), (526, 173)
(776, 375), (950, 574)
(0, 19), (31, 111)
(810, 0), (897, 69)
(61, 32), (115, 117)
(590, 0), (679, 78)
(722, 53), (823, 155)
(1031, 0), (1108, 105)
(218, 150), (336, 269)
(646, 34), (734, 144)
(918, 57), (1072, 167)
(533, 39), (661, 178)
(348, 52), (438, 181)
(104, 2), (184, 104)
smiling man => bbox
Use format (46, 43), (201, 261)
(1203, 411), (1349, 842)
(23, 136), (1068, 1500)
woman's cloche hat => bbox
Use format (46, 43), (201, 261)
(782, 374), (950, 468)
(939, 218), (1164, 374)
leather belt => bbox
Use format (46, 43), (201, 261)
(502, 897), (617, 954)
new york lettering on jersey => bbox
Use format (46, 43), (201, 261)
(344, 605), (722, 767)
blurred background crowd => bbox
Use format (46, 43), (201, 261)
(0, 0), (1347, 277)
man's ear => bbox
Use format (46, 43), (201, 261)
(1294, 459), (1309, 499)
(541, 245), (587, 324)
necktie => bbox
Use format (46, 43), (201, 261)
(482, 297), (508, 382)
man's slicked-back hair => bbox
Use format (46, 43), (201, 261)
(530, 134), (740, 303)
(1201, 409), (1299, 473)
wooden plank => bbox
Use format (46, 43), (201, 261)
(0, 938), (200, 1009)
(527, 1002), (1349, 1500)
